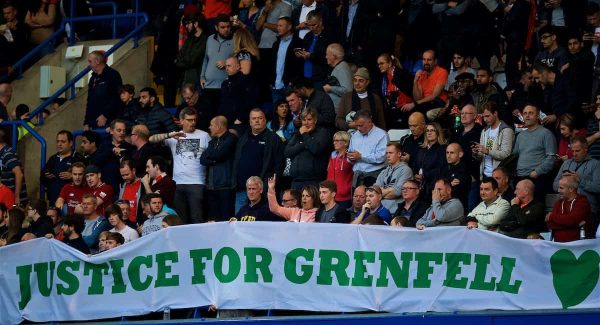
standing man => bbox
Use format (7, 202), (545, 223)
(84, 50), (123, 130)
(400, 112), (426, 164)
(117, 160), (144, 225)
(296, 11), (333, 88)
(200, 14), (233, 119)
(347, 111), (388, 187)
(219, 56), (259, 135)
(256, 0), (292, 89)
(445, 50), (476, 90)
(347, 184), (366, 218)
(293, 77), (336, 129)
(499, 179), (545, 239)
(55, 162), (87, 214)
(440, 143), (471, 212)
(473, 103), (514, 180)
(95, 119), (134, 193)
(374, 143), (413, 214)
(0, 128), (26, 204)
(41, 130), (84, 204)
(335, 67), (386, 131)
(141, 155), (176, 208)
(0, 83), (12, 122)
(270, 16), (302, 104)
(84, 165), (114, 216)
(149, 108), (210, 224)
(395, 180), (428, 227)
(201, 116), (238, 221)
(323, 43), (352, 110)
(316, 180), (350, 223)
(135, 87), (178, 135)
(233, 176), (280, 222)
(80, 130), (100, 166)
(130, 124), (160, 178)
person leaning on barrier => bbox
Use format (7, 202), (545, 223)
(468, 177), (510, 231)
(233, 176), (280, 222)
(546, 175), (593, 242)
(316, 180), (350, 223)
(416, 178), (464, 229)
(395, 180), (428, 227)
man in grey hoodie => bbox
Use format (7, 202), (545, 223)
(141, 193), (169, 236)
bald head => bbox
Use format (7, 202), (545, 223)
(209, 115), (228, 137)
(515, 179), (535, 202)
(446, 143), (463, 165)
(408, 112), (426, 137)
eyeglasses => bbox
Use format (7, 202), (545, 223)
(401, 187), (418, 191)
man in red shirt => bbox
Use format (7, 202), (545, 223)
(402, 50), (448, 118)
(141, 155), (176, 207)
(85, 164), (114, 215)
(55, 162), (87, 214)
(118, 160), (144, 224)
(547, 175), (593, 242)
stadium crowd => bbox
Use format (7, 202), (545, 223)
(0, 0), (600, 261)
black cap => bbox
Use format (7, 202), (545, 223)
(84, 165), (101, 175)
(455, 72), (475, 81)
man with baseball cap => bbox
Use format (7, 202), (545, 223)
(336, 67), (386, 131)
(85, 164), (114, 215)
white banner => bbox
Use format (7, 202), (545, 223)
(1, 223), (599, 323)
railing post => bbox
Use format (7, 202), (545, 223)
(69, 0), (76, 45)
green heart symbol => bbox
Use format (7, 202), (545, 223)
(550, 249), (600, 308)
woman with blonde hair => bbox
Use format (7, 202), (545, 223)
(233, 28), (260, 79)
(377, 53), (413, 129)
(326, 130), (353, 208)
(413, 122), (447, 201)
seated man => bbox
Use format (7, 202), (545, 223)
(468, 177), (510, 231)
(80, 194), (109, 252)
(374, 143), (413, 214)
(351, 185), (392, 224)
(316, 180), (350, 223)
(347, 185), (366, 218)
(141, 155), (176, 208)
(395, 180), (428, 227)
(141, 193), (169, 236)
(118, 160), (145, 225)
(61, 214), (91, 254)
(416, 178), (463, 229)
(55, 162), (87, 214)
(440, 142), (471, 212)
(347, 111), (388, 187)
(106, 204), (139, 243)
(84, 165), (114, 216)
(335, 67), (386, 131)
(233, 176), (280, 222)
(41, 130), (84, 204)
(499, 179), (545, 239)
(402, 50), (448, 116)
(546, 175), (593, 242)
(105, 232), (125, 250)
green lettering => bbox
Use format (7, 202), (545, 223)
(109, 259), (126, 293)
(155, 251), (180, 287)
(214, 247), (241, 283)
(316, 249), (350, 286)
(496, 257), (522, 294)
(16, 264), (32, 310)
(351, 251), (375, 287)
(413, 252), (443, 288)
(443, 253), (471, 289)
(189, 249), (213, 284)
(33, 262), (56, 297)
(376, 252), (413, 288)
(244, 247), (273, 283)
(284, 248), (314, 284)
(469, 254), (496, 291)
(83, 262), (110, 295)
(57, 261), (80, 295)
(128, 255), (153, 291)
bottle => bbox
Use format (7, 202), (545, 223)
(453, 116), (464, 136)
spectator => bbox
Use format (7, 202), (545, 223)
(565, 33), (594, 106)
(234, 0), (259, 33)
(178, 84), (209, 131)
(161, 214), (184, 228)
(130, 124), (161, 178)
(286, 88), (305, 128)
(0, 83), (11, 122)
(413, 122), (447, 201)
(119, 84), (140, 130)
(377, 53), (414, 129)
(293, 77), (336, 129)
(400, 112), (426, 164)
(323, 43), (352, 110)
(25, 0), (57, 46)
(0, 179), (14, 207)
(501, 0), (530, 88)
(95, 119), (134, 193)
(233, 176), (280, 222)
(24, 199), (52, 238)
(117, 160), (144, 224)
(292, 0), (327, 40)
(336, 67), (386, 131)
(285, 108), (330, 189)
(60, 214), (90, 254)
(282, 189), (301, 208)
(233, 108), (284, 212)
(468, 177), (510, 231)
(84, 164), (113, 216)
(55, 162), (86, 214)
(403, 50), (448, 118)
(445, 50), (476, 90)
(473, 102), (515, 179)
(296, 11), (333, 88)
(339, 0), (367, 65)
(0, 128), (27, 204)
(347, 185), (366, 218)
(553, 136), (600, 229)
(80, 130), (100, 166)
(256, 0), (292, 68)
(440, 143), (471, 212)
(556, 113), (587, 161)
(97, 230), (109, 253)
(534, 25), (568, 71)
(347, 111), (388, 187)
(106, 204), (139, 243)
(416, 179), (464, 229)
(314, 180), (350, 223)
(218, 55), (259, 134)
(115, 199), (136, 229)
(46, 206), (63, 241)
(512, 104), (557, 201)
(351, 185), (391, 224)
(269, 16), (302, 103)
(267, 174), (319, 222)
(547, 175), (593, 242)
(201, 116), (238, 222)
(105, 232), (124, 250)
(492, 167), (515, 202)
(176, 14), (207, 89)
(84, 50), (123, 130)
(326, 130), (353, 208)
(471, 68), (508, 115)
(141, 156), (176, 209)
(374, 143), (413, 214)
(0, 208), (27, 247)
(200, 14), (233, 120)
(233, 28), (261, 80)
(267, 100), (296, 142)
(135, 87), (178, 136)
(149, 107), (210, 224)
(41, 130), (84, 204)
(588, 93), (600, 160)
(395, 180), (428, 227)
(80, 194), (109, 251)
(499, 179), (545, 239)
(532, 61), (579, 126)
(141, 193), (168, 236)
(0, 3), (30, 68)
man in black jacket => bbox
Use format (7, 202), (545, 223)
(296, 11), (335, 88)
(270, 16), (302, 104)
(41, 130), (85, 204)
(219, 56), (259, 136)
(317, 180), (350, 223)
(135, 87), (178, 136)
(293, 77), (336, 130)
(499, 179), (545, 238)
(201, 116), (238, 221)
(233, 109), (284, 213)
(85, 50), (123, 130)
(440, 143), (471, 214)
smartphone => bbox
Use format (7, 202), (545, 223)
(294, 48), (305, 52)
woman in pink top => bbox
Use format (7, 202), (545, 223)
(267, 174), (319, 222)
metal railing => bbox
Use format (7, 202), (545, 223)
(88, 1), (118, 39)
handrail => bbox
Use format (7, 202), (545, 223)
(88, 1), (118, 39)
(30, 12), (149, 126)
(0, 120), (47, 198)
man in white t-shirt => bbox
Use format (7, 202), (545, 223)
(107, 204), (139, 243)
(149, 107), (210, 223)
(473, 103), (515, 179)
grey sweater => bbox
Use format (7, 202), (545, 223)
(417, 198), (464, 227)
(201, 34), (233, 89)
(513, 126), (556, 177)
